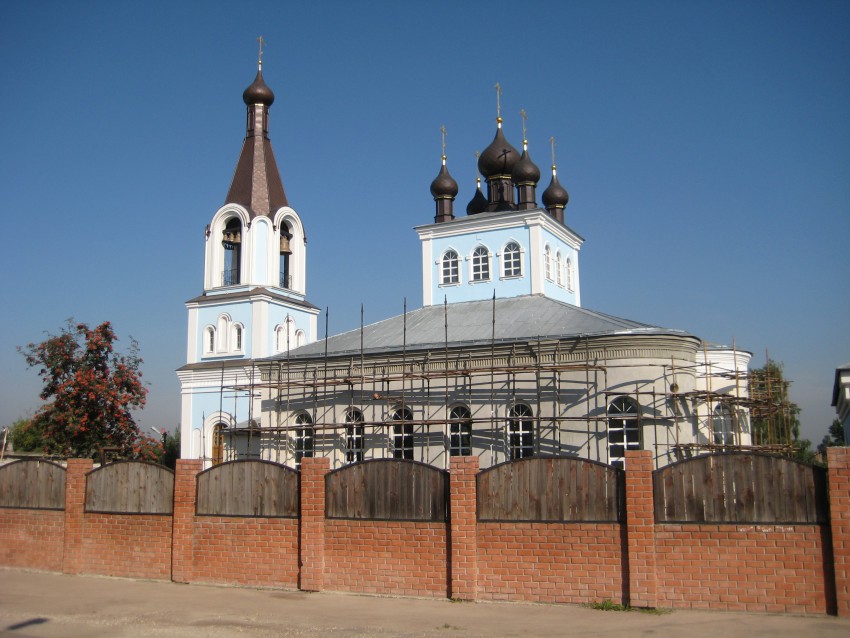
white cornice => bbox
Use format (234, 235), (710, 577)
(415, 209), (584, 249)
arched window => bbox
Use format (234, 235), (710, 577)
(471, 246), (490, 282)
(441, 250), (459, 285)
(555, 251), (563, 287)
(274, 318), (297, 354)
(544, 245), (553, 281)
(295, 330), (305, 348)
(508, 404), (534, 460)
(211, 423), (225, 465)
(608, 396), (640, 469)
(502, 242), (522, 277)
(279, 221), (292, 289)
(449, 405), (472, 456)
(566, 258), (574, 291)
(391, 407), (414, 459)
(713, 403), (735, 445)
(222, 217), (242, 286)
(345, 409), (365, 463)
(294, 413), (314, 469)
(204, 327), (216, 355)
(232, 324), (243, 352)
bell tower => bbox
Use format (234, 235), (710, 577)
(178, 54), (320, 464)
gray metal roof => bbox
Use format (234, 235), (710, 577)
(267, 295), (688, 361)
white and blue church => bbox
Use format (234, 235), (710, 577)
(178, 62), (752, 469)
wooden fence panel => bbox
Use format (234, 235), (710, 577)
(653, 452), (828, 524)
(325, 459), (448, 521)
(477, 457), (624, 522)
(196, 460), (298, 517)
(85, 461), (174, 514)
(0, 460), (66, 510)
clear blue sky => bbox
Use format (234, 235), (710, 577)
(1, 0), (848, 444)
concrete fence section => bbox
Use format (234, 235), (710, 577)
(0, 449), (848, 615)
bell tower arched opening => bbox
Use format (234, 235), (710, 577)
(222, 218), (243, 286)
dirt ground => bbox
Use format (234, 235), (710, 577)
(1, 569), (848, 637)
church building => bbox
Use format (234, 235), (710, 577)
(178, 63), (753, 469)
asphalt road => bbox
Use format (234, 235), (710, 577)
(1, 569), (848, 637)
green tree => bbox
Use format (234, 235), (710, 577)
(818, 418), (846, 457)
(19, 321), (159, 461)
(749, 361), (811, 461)
(153, 427), (180, 469)
(6, 418), (45, 452)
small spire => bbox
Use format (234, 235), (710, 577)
(257, 36), (266, 70)
(550, 135), (557, 171)
(431, 126), (458, 223)
(495, 82), (503, 126)
(440, 124), (447, 163)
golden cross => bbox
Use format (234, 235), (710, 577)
(494, 82), (502, 118)
(257, 36), (266, 62)
(550, 136), (556, 167)
(520, 109), (527, 140)
(440, 124), (447, 157)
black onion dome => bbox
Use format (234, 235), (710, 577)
(466, 182), (488, 215)
(430, 162), (459, 198)
(512, 147), (541, 184)
(243, 69), (275, 106)
(542, 171), (569, 208)
(477, 125), (519, 178)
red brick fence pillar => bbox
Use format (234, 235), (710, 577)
(300, 457), (330, 591)
(172, 459), (202, 583)
(828, 447), (850, 616)
(624, 450), (657, 608)
(62, 458), (93, 575)
(449, 455), (479, 600)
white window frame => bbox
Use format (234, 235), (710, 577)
(608, 396), (641, 469)
(203, 326), (216, 355)
(231, 323), (244, 353)
(508, 403), (534, 460)
(555, 251), (563, 287)
(501, 241), (523, 279)
(449, 405), (472, 457)
(566, 258), (574, 291)
(390, 406), (414, 460)
(712, 403), (735, 445)
(345, 409), (365, 463)
(470, 246), (491, 283)
(440, 250), (460, 286)
(294, 412), (314, 469)
(544, 245), (553, 282)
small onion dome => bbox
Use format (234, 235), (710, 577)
(542, 167), (569, 208)
(430, 157), (459, 199)
(466, 177), (488, 215)
(511, 144), (541, 184)
(478, 120), (519, 178)
(243, 68), (275, 106)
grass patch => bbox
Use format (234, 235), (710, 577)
(586, 600), (669, 614)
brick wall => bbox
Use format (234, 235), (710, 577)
(655, 524), (832, 613)
(324, 519), (448, 597)
(828, 447), (850, 615)
(171, 459), (301, 589)
(190, 517), (299, 587)
(0, 450), (847, 616)
(0, 509), (64, 571)
(477, 522), (624, 604)
(78, 513), (172, 580)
